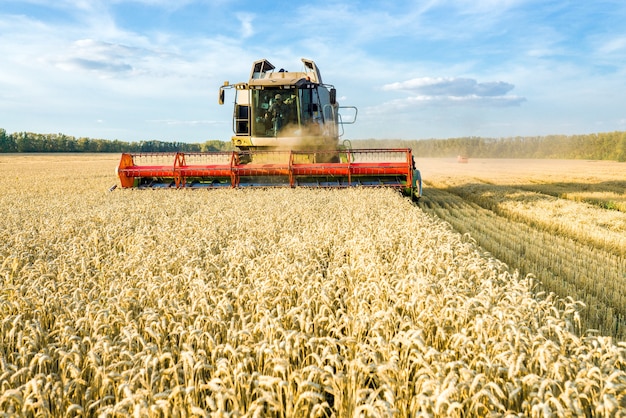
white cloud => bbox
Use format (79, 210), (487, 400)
(50, 39), (142, 76)
(384, 77), (515, 96)
(381, 77), (526, 108)
(365, 96), (523, 119)
(237, 13), (255, 39)
(451, 0), (527, 14)
(599, 36), (626, 54)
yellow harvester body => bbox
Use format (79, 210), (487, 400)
(117, 58), (422, 199)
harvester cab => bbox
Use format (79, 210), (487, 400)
(117, 58), (422, 200)
(218, 58), (357, 151)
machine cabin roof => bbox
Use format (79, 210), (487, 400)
(248, 58), (323, 88)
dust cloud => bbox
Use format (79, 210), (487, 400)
(274, 122), (339, 151)
(248, 122), (340, 163)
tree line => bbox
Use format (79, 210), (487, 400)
(1, 128), (625, 161)
(0, 129), (233, 153)
(353, 131), (626, 161)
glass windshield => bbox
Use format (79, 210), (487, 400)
(251, 88), (298, 137)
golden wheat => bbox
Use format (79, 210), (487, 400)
(0, 155), (625, 417)
(419, 158), (626, 340)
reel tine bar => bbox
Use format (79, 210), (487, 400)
(117, 149), (415, 190)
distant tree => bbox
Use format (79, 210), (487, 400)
(0, 128), (15, 152)
(615, 132), (626, 162)
(201, 140), (233, 152)
(14, 132), (36, 152)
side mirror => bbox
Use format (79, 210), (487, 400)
(329, 88), (337, 105)
(218, 81), (229, 105)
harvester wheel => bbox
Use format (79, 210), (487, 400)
(412, 169), (423, 201)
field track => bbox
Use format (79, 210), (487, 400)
(0, 154), (625, 416)
(417, 158), (626, 339)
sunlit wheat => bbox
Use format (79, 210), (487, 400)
(0, 155), (625, 417)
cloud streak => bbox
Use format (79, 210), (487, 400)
(382, 77), (526, 107)
(48, 39), (139, 74)
(237, 13), (255, 39)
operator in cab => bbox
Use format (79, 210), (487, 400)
(265, 93), (293, 135)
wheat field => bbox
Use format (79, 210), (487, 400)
(418, 158), (626, 340)
(1, 154), (625, 417)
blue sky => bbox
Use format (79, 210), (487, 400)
(1, 0), (625, 142)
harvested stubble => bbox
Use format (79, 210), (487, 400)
(447, 183), (626, 257)
(417, 158), (626, 340)
(0, 155), (625, 417)
(421, 188), (626, 340)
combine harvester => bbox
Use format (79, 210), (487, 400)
(117, 58), (422, 199)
